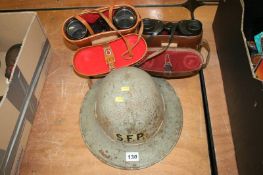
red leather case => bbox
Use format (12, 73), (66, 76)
(73, 34), (147, 77)
(138, 41), (210, 78)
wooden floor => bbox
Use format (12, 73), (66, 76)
(1, 1), (238, 175)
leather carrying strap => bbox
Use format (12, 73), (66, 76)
(81, 6), (109, 14)
(198, 39), (210, 69)
(98, 11), (134, 58)
(76, 5), (143, 59)
(120, 21), (144, 58)
(98, 9), (144, 60)
(74, 15), (95, 35)
(108, 5), (114, 24)
(137, 23), (177, 66)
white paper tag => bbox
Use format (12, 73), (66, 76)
(121, 86), (130, 91)
(126, 152), (139, 162)
(115, 96), (124, 102)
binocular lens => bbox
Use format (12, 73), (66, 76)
(187, 20), (202, 34)
(142, 18), (164, 35)
(143, 18), (156, 31)
(178, 20), (202, 36)
(65, 18), (88, 40)
(113, 7), (137, 29)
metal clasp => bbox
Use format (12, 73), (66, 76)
(104, 46), (115, 70)
(164, 54), (173, 73)
(105, 48), (112, 55)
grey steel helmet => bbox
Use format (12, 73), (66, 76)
(80, 67), (183, 170)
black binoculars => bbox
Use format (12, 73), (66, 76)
(142, 18), (202, 36)
(64, 7), (137, 40)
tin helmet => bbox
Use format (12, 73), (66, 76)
(80, 67), (183, 169)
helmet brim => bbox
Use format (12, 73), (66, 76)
(80, 77), (183, 170)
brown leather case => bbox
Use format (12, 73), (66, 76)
(137, 40), (210, 78)
(143, 33), (203, 49)
(62, 4), (141, 48)
(142, 20), (203, 49)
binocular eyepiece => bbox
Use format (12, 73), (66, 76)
(64, 18), (88, 40)
(113, 7), (137, 29)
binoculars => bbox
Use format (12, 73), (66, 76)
(142, 18), (202, 36)
(64, 6), (137, 40)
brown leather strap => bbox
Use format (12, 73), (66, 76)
(108, 5), (114, 24)
(137, 23), (177, 65)
(82, 6), (109, 14)
(80, 5), (142, 59)
(198, 39), (210, 69)
(98, 11), (134, 58)
(119, 5), (143, 58)
(75, 15), (95, 35)
(78, 6), (110, 35)
(120, 21), (144, 58)
(103, 44), (115, 70)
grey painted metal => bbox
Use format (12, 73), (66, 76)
(25, 93), (38, 124)
(96, 67), (165, 144)
(7, 67), (28, 111)
(80, 67), (183, 170)
(0, 149), (5, 168)
(6, 62), (38, 124)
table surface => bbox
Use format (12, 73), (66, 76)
(0, 1), (238, 175)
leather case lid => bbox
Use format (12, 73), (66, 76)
(73, 34), (147, 77)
